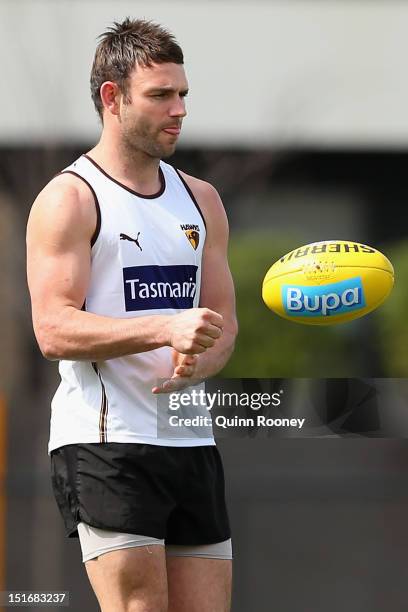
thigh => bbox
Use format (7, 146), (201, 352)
(166, 556), (232, 612)
(77, 521), (166, 562)
(85, 545), (168, 612)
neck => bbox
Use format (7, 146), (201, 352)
(87, 131), (162, 195)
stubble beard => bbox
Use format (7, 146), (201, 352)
(121, 116), (176, 161)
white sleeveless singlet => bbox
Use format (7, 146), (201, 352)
(48, 154), (214, 453)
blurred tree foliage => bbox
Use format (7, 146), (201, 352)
(220, 233), (405, 378)
(376, 240), (408, 377)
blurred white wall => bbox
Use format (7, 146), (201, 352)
(1, 0), (408, 147)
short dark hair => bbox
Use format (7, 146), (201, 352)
(90, 18), (184, 121)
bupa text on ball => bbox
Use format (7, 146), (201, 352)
(283, 277), (365, 317)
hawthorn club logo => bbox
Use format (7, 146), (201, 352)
(120, 232), (142, 251)
(180, 224), (200, 250)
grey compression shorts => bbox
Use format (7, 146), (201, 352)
(78, 522), (233, 563)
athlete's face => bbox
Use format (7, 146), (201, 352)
(119, 62), (188, 159)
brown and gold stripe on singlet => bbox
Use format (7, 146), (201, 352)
(91, 362), (108, 443)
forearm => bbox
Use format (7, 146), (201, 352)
(36, 306), (170, 361)
(194, 328), (236, 380)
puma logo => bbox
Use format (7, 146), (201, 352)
(120, 232), (142, 251)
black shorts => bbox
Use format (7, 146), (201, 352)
(50, 443), (231, 546)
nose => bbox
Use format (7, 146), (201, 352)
(169, 95), (187, 118)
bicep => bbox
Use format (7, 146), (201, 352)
(199, 195), (237, 332)
(26, 181), (93, 329)
(199, 247), (236, 325)
(178, 170), (237, 332)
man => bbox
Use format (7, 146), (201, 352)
(26, 17), (237, 612)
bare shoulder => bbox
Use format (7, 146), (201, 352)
(177, 170), (229, 251)
(27, 171), (97, 244)
(177, 169), (228, 230)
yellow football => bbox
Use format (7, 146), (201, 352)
(262, 240), (394, 325)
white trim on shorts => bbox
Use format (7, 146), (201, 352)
(77, 522), (233, 563)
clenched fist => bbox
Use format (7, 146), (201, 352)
(166, 308), (223, 354)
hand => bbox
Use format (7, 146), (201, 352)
(167, 308), (223, 354)
(152, 351), (199, 394)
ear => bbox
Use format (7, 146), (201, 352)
(99, 81), (121, 117)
